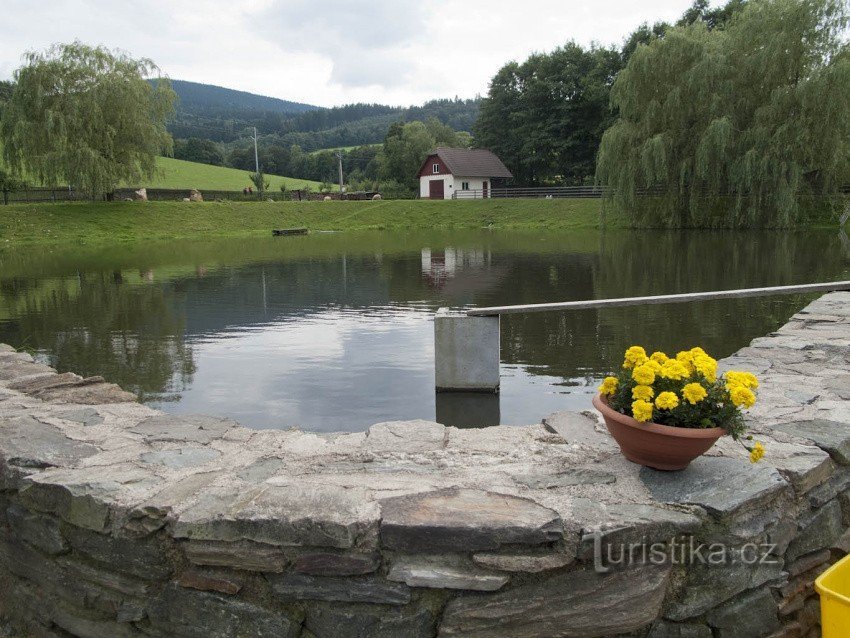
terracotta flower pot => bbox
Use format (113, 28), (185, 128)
(592, 394), (726, 471)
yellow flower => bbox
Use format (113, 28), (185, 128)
(725, 371), (759, 390)
(682, 383), (708, 405)
(749, 441), (765, 463)
(689, 347), (707, 357)
(623, 346), (648, 369)
(660, 359), (690, 381)
(599, 376), (618, 397)
(632, 399), (654, 423)
(693, 354), (718, 383)
(729, 385), (756, 409)
(676, 351), (696, 374)
(655, 391), (680, 410)
(650, 351), (669, 364)
(644, 359), (663, 374)
(632, 363), (656, 386)
(632, 384), (655, 401)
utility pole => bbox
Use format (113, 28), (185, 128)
(337, 150), (344, 196)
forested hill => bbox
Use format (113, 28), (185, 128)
(169, 79), (317, 116)
(163, 78), (481, 149)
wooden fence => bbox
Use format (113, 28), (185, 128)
(1, 187), (379, 204)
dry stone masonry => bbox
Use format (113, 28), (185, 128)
(0, 291), (849, 638)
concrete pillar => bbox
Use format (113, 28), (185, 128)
(434, 308), (500, 393)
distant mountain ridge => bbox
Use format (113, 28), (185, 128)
(163, 78), (481, 152)
(167, 79), (318, 115)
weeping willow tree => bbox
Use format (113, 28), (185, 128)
(597, 0), (850, 228)
(0, 42), (175, 199)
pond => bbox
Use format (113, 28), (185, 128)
(1, 228), (848, 431)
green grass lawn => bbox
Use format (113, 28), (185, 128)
(0, 198), (614, 246)
(142, 157), (322, 191)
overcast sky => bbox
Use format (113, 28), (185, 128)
(2, 0), (707, 107)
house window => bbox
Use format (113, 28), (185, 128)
(462, 182), (470, 190)
(432, 164), (440, 174)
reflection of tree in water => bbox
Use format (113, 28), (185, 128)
(500, 231), (848, 380)
(0, 272), (194, 402)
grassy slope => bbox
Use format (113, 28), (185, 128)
(308, 144), (381, 155)
(143, 157), (322, 191)
(0, 198), (612, 245)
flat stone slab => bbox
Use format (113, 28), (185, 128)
(760, 441), (834, 495)
(0, 416), (99, 469)
(664, 556), (785, 621)
(130, 414), (236, 444)
(269, 573), (411, 605)
(53, 407), (105, 427)
(380, 488), (563, 552)
(140, 447), (222, 469)
(439, 564), (671, 637)
(363, 419), (446, 452)
(173, 484), (380, 549)
(6, 372), (86, 393)
(516, 467), (617, 489)
(182, 539), (289, 572)
(542, 411), (619, 454)
(771, 420), (850, 465)
(387, 556), (509, 591)
(304, 601), (434, 637)
(293, 551), (380, 576)
(471, 551), (575, 573)
(640, 456), (788, 518)
(0, 361), (56, 381)
(149, 583), (299, 638)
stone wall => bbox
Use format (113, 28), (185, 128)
(0, 291), (848, 638)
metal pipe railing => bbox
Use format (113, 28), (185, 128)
(466, 281), (850, 316)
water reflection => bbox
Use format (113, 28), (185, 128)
(0, 229), (847, 431)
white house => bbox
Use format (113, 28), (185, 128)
(417, 148), (513, 199)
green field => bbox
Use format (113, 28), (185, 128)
(141, 157), (322, 191)
(0, 198), (613, 246)
(308, 144), (381, 155)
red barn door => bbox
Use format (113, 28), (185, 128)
(429, 180), (445, 199)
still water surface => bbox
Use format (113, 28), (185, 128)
(1, 229), (847, 431)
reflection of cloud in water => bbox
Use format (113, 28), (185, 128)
(167, 310), (435, 431)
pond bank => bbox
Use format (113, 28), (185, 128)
(0, 292), (848, 637)
(0, 198), (609, 246)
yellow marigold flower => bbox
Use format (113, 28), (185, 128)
(623, 346), (648, 369)
(682, 382), (708, 405)
(632, 384), (655, 401)
(650, 351), (669, 364)
(729, 385), (756, 409)
(743, 372), (759, 389)
(725, 371), (759, 390)
(693, 354), (718, 383)
(644, 359), (663, 374)
(632, 363), (656, 386)
(749, 441), (765, 463)
(660, 359), (689, 381)
(599, 376), (618, 397)
(632, 399), (654, 423)
(689, 347), (707, 357)
(676, 351), (696, 374)
(655, 391), (680, 410)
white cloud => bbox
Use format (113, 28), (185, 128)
(254, 0), (427, 88)
(0, 0), (710, 106)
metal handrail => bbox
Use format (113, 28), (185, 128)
(466, 281), (850, 316)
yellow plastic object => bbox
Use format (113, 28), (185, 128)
(815, 553), (850, 637)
